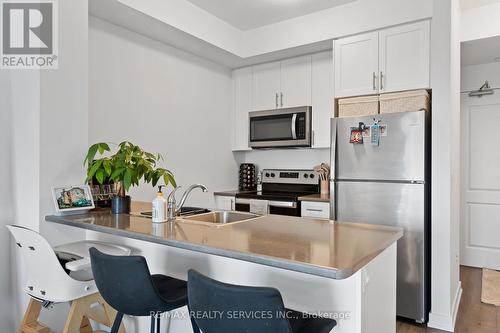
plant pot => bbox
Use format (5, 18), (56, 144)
(111, 195), (131, 214)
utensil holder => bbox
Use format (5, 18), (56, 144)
(320, 180), (329, 195)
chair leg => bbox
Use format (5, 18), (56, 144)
(156, 315), (161, 333)
(99, 295), (126, 333)
(150, 315), (155, 333)
(110, 312), (124, 333)
(63, 296), (89, 333)
(18, 298), (42, 333)
(79, 316), (93, 333)
(18, 298), (52, 333)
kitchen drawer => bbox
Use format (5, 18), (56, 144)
(301, 201), (330, 219)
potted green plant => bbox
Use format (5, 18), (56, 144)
(84, 141), (176, 214)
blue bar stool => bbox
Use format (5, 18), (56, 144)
(89, 248), (194, 333)
(187, 269), (337, 333)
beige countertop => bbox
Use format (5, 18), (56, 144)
(46, 205), (402, 279)
(298, 193), (330, 203)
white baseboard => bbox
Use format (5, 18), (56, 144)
(428, 281), (462, 332)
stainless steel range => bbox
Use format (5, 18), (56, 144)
(235, 169), (319, 216)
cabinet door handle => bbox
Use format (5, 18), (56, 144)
(280, 92), (283, 107)
(372, 72), (377, 91)
(275, 93), (279, 108)
(380, 71), (384, 91)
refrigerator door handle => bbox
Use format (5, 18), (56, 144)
(330, 118), (338, 220)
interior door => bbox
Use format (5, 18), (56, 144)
(461, 92), (500, 269)
(378, 21), (430, 93)
(336, 111), (427, 181)
(252, 61), (281, 111)
(334, 32), (379, 98)
(280, 55), (312, 108)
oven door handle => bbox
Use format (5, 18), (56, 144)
(291, 113), (297, 140)
(269, 201), (297, 209)
(235, 198), (296, 209)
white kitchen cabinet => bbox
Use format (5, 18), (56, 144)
(378, 21), (430, 93)
(334, 20), (430, 98)
(334, 32), (379, 98)
(214, 195), (235, 211)
(252, 61), (281, 111)
(311, 51), (334, 148)
(232, 67), (252, 151)
(280, 55), (312, 108)
(301, 201), (330, 219)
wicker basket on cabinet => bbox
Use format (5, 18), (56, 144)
(379, 89), (430, 114)
(337, 95), (379, 118)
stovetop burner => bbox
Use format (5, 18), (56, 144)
(235, 169), (320, 202)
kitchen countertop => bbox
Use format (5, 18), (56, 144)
(298, 193), (330, 203)
(45, 210), (402, 279)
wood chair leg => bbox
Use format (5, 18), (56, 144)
(18, 298), (53, 333)
(18, 298), (42, 333)
(79, 316), (93, 333)
(63, 293), (104, 333)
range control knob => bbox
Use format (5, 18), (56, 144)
(271, 173), (275, 178)
(304, 174), (309, 178)
(265, 173), (270, 177)
(310, 174), (315, 179)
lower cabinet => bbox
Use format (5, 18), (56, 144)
(214, 195), (235, 211)
(301, 201), (330, 219)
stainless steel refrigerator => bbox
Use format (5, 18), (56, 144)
(330, 110), (430, 323)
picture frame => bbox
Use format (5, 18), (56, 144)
(52, 185), (95, 214)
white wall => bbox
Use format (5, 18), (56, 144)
(88, 17), (238, 208)
(0, 71), (16, 333)
(461, 62), (500, 91)
(427, 0), (462, 331)
(461, 1), (500, 42)
(5, 1), (90, 330)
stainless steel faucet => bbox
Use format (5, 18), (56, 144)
(167, 184), (208, 221)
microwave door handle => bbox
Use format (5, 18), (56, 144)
(291, 113), (297, 140)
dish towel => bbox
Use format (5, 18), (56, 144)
(249, 200), (268, 215)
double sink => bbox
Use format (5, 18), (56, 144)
(141, 207), (260, 226)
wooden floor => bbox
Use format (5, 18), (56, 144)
(397, 266), (499, 333)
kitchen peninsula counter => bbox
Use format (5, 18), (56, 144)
(46, 211), (401, 279)
(46, 210), (402, 333)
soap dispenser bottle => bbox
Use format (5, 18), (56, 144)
(152, 186), (167, 223)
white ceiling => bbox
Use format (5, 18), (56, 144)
(185, 0), (357, 31)
(461, 35), (500, 66)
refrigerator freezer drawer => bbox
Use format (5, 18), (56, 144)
(336, 181), (428, 322)
(335, 111), (427, 181)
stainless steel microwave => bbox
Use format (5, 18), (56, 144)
(249, 106), (312, 148)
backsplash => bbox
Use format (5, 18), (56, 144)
(234, 148), (330, 171)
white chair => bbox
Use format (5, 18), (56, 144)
(7, 224), (130, 333)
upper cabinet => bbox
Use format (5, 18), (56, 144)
(334, 32), (379, 98)
(311, 51), (333, 148)
(231, 67), (252, 151)
(280, 55), (312, 108)
(378, 21), (430, 93)
(252, 61), (281, 111)
(231, 52), (330, 151)
(334, 20), (430, 98)
(252, 55), (312, 111)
